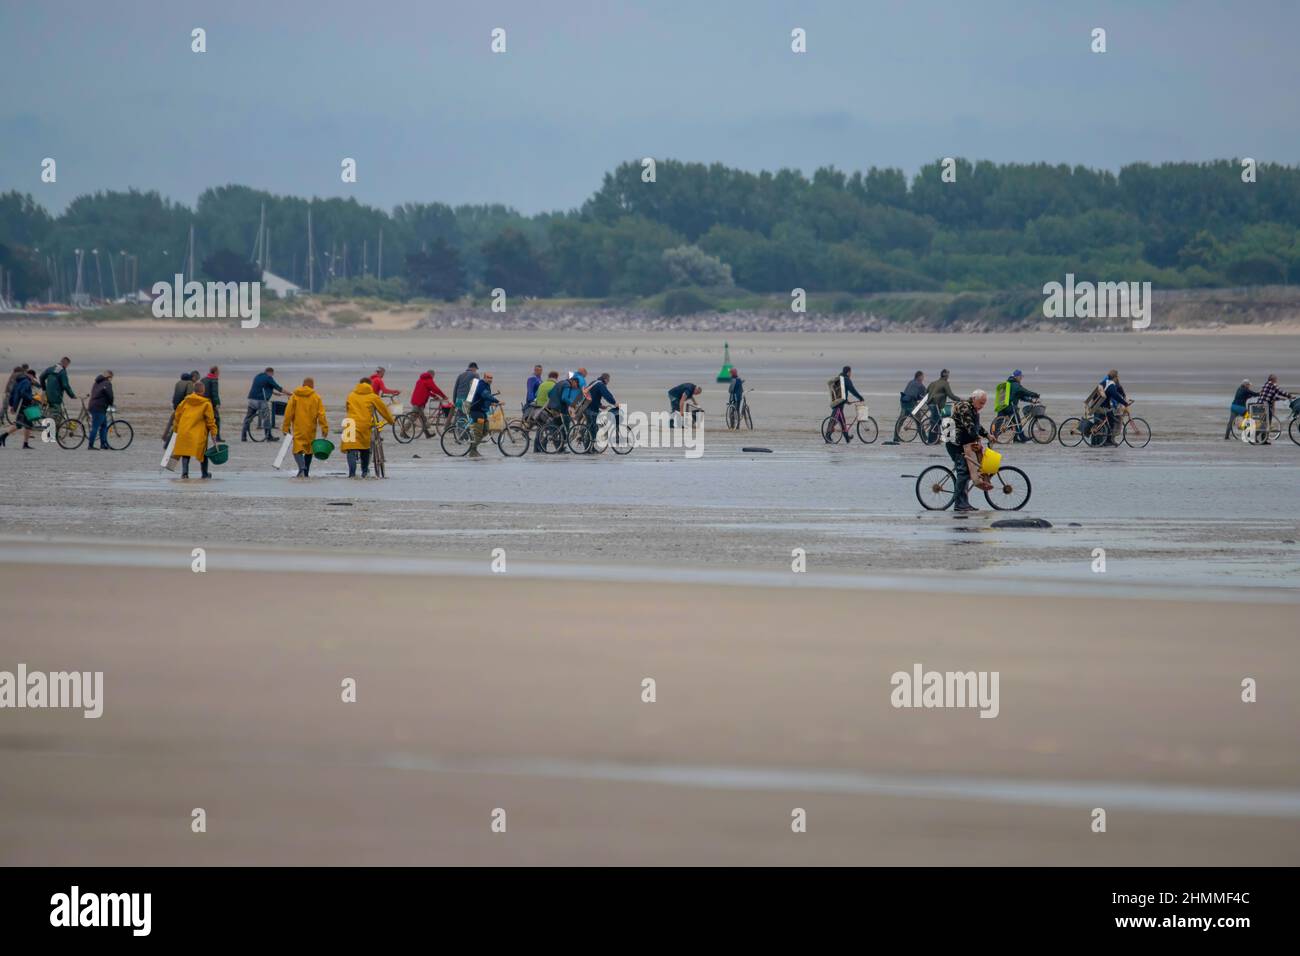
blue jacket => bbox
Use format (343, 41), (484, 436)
(729, 377), (744, 402)
(248, 372), (282, 401)
(561, 373), (587, 405)
(10, 375), (34, 410)
(525, 375), (542, 406)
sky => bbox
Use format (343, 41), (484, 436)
(2, 0), (1298, 215)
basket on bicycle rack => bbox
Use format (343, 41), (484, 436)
(1028, 403), (1045, 417)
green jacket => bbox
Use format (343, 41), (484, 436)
(926, 377), (958, 407)
(532, 379), (557, 407)
(204, 375), (221, 407)
(41, 365), (75, 405)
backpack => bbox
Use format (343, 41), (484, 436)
(994, 380), (1012, 413)
(827, 377), (845, 404)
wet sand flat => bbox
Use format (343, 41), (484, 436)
(1, 561), (1297, 865)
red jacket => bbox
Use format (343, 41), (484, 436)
(411, 372), (447, 407)
(370, 374), (397, 397)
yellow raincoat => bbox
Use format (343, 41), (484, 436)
(170, 392), (217, 459)
(341, 381), (394, 451)
(283, 385), (328, 454)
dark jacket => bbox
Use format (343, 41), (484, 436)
(9, 374), (35, 411)
(204, 375), (221, 407)
(947, 399), (988, 447)
(1232, 384), (1258, 407)
(728, 376), (744, 403)
(997, 378), (1039, 410)
(41, 364), (75, 404)
(454, 368), (478, 403)
(900, 379), (926, 407)
(927, 377), (958, 407)
(247, 372), (282, 402)
(88, 376), (114, 413)
(172, 374), (192, 408)
(467, 380), (499, 418)
(588, 380), (617, 412)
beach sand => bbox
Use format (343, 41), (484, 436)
(1, 325), (1298, 864)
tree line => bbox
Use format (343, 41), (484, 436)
(2, 158), (1298, 305)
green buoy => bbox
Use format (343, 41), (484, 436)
(716, 342), (735, 382)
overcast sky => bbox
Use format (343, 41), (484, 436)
(3, 0), (1297, 215)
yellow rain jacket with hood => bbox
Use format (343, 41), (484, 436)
(283, 385), (329, 454)
(342, 381), (394, 451)
(170, 392), (217, 459)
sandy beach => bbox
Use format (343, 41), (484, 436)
(1, 325), (1298, 865)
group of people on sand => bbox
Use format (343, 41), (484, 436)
(3, 357), (117, 450)
(1225, 374), (1296, 443)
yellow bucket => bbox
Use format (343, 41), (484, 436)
(980, 447), (1002, 475)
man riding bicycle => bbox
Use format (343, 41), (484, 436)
(993, 370), (1040, 442)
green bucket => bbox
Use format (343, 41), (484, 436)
(312, 438), (335, 460)
(206, 442), (230, 465)
(22, 405), (42, 423)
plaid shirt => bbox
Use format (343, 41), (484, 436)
(1257, 381), (1293, 407)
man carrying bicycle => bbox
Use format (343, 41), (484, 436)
(993, 370), (1040, 443)
(945, 390), (992, 513)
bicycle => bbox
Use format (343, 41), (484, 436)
(54, 397), (135, 450)
(822, 400), (878, 444)
(1059, 404), (1150, 448)
(725, 390), (754, 430)
(567, 407), (635, 455)
(895, 399), (947, 445)
(440, 401), (530, 457)
(989, 402), (1057, 445)
(370, 415), (387, 478)
(394, 403), (453, 443)
(242, 399), (284, 443)
(1228, 401), (1285, 445)
(915, 455), (1032, 511)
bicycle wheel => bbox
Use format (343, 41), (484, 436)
(1081, 418), (1111, 448)
(607, 419), (635, 455)
(984, 466), (1031, 510)
(916, 465), (957, 510)
(894, 415), (917, 442)
(372, 437), (386, 478)
(106, 420), (134, 450)
(566, 421), (595, 454)
(1122, 417), (1152, 448)
(725, 405), (738, 430)
(496, 424), (530, 456)
(1290, 417), (1300, 446)
(393, 413), (416, 444)
(821, 416), (843, 444)
(989, 415), (1016, 445)
(56, 419), (86, 449)
(440, 422), (472, 457)
(919, 417), (941, 445)
(1058, 417), (1084, 447)
(1266, 416), (1283, 443)
(742, 404), (753, 429)
(1030, 414), (1056, 444)
(247, 427), (266, 443)
(855, 417), (878, 444)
